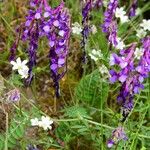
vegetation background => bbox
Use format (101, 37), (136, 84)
(0, 0), (150, 150)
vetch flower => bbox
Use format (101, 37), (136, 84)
(7, 88), (20, 102)
(129, 0), (137, 17)
(10, 0), (71, 96)
(81, 0), (92, 62)
(102, 0), (118, 47)
(107, 126), (127, 148)
(26, 144), (39, 150)
(102, 0), (118, 34)
(92, 0), (102, 8)
(38, 116), (53, 130)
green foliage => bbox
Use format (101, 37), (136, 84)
(75, 69), (109, 108)
(64, 106), (90, 119)
(8, 74), (23, 87)
(0, 112), (27, 150)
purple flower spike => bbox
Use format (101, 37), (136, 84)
(9, 43), (17, 61)
(10, 0), (71, 97)
(129, 0), (137, 17)
(81, 0), (92, 63)
(101, 0), (118, 47)
(109, 37), (150, 121)
(48, 3), (71, 97)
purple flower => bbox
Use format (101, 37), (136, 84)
(26, 144), (39, 150)
(110, 37), (150, 121)
(7, 89), (20, 102)
(107, 126), (127, 148)
(101, 0), (118, 47)
(81, 0), (92, 62)
(92, 0), (102, 8)
(10, 0), (71, 97)
(129, 0), (137, 17)
(48, 2), (71, 97)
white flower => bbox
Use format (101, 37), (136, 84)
(10, 57), (28, 71)
(10, 57), (29, 79)
(116, 37), (125, 50)
(134, 48), (144, 60)
(18, 68), (29, 79)
(91, 25), (97, 34)
(115, 7), (126, 18)
(89, 49), (103, 61)
(120, 15), (129, 23)
(115, 7), (129, 24)
(72, 22), (82, 35)
(38, 116), (53, 130)
(31, 118), (39, 126)
(140, 19), (150, 31)
(136, 28), (146, 38)
(103, 0), (108, 7)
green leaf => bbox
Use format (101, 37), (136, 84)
(64, 106), (90, 118)
(75, 70), (109, 108)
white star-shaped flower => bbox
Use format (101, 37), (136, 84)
(140, 19), (150, 31)
(115, 7), (129, 24)
(99, 65), (109, 75)
(91, 25), (97, 34)
(89, 49), (103, 62)
(38, 116), (53, 130)
(72, 22), (82, 35)
(10, 57), (29, 79)
(134, 48), (144, 60)
(10, 57), (27, 70)
(115, 7), (126, 18)
(31, 118), (39, 126)
(136, 28), (146, 38)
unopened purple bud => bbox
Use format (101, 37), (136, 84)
(35, 12), (41, 19)
(43, 25), (50, 33)
(50, 64), (58, 71)
(119, 75), (127, 83)
(49, 41), (55, 47)
(58, 58), (65, 65)
(44, 12), (50, 18)
(120, 62), (128, 69)
(25, 20), (31, 27)
(107, 139), (114, 148)
(53, 20), (59, 27)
